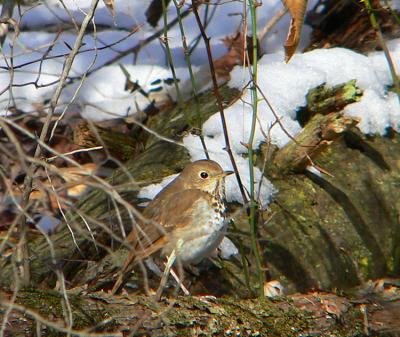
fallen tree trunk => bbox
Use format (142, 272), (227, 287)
(1, 80), (399, 299)
(0, 85), (240, 288)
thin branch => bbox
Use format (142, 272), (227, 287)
(0, 0), (16, 46)
(247, 0), (265, 297)
(363, 0), (400, 99)
(46, 146), (104, 162)
(0, 27), (140, 71)
(86, 7), (192, 74)
(17, 0), (100, 286)
(192, 1), (248, 204)
(258, 7), (288, 42)
(172, 0), (210, 159)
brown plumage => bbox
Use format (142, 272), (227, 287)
(111, 160), (233, 294)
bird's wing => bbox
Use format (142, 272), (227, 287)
(112, 189), (210, 294)
(128, 189), (210, 256)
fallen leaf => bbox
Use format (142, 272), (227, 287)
(264, 280), (285, 297)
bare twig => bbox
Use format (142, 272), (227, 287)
(0, 0), (16, 46)
(46, 146), (104, 162)
(0, 27), (140, 71)
(192, 1), (248, 204)
(258, 7), (288, 42)
(247, 0), (265, 297)
(87, 7), (192, 74)
(172, 0), (210, 159)
(363, 0), (400, 99)
(16, 0), (100, 286)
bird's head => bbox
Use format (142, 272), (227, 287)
(179, 160), (233, 196)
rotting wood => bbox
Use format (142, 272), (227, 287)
(273, 111), (359, 174)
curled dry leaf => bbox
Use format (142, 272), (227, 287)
(12, 163), (98, 206)
(214, 32), (261, 81)
(56, 163), (97, 198)
(264, 280), (285, 297)
(282, 0), (308, 62)
(145, 0), (172, 27)
(102, 0), (115, 19)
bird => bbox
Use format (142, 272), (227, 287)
(111, 159), (233, 294)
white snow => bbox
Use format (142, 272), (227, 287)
(1, 0), (400, 209)
(384, 0), (400, 11)
(0, 0), (321, 114)
(218, 237), (239, 260)
(225, 46), (400, 146)
(138, 174), (178, 201)
(345, 89), (400, 134)
(180, 46), (400, 206)
(64, 64), (198, 120)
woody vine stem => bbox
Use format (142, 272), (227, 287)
(248, 0), (265, 297)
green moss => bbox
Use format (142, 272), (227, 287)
(145, 85), (240, 148)
(16, 290), (128, 337)
(18, 288), (65, 317)
(17, 288), (107, 331)
(254, 133), (400, 293)
(9, 288), (374, 336)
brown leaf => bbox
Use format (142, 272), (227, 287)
(214, 32), (261, 81)
(264, 280), (285, 298)
(102, 0), (115, 19)
(57, 163), (97, 198)
(145, 0), (171, 28)
(282, 0), (308, 62)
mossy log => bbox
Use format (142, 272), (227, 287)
(1, 287), (399, 336)
(272, 111), (359, 173)
(72, 121), (142, 161)
(1, 80), (399, 300)
(204, 128), (400, 297)
(296, 79), (362, 126)
(0, 85), (240, 287)
(259, 129), (399, 293)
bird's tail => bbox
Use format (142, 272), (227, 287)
(111, 273), (126, 294)
(111, 237), (166, 294)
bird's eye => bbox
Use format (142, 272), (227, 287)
(199, 171), (209, 179)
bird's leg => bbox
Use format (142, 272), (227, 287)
(169, 267), (190, 296)
(155, 249), (176, 301)
(155, 239), (184, 300)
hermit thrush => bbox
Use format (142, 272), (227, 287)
(111, 159), (233, 294)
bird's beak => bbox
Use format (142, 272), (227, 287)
(223, 170), (234, 177)
(214, 171), (234, 179)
